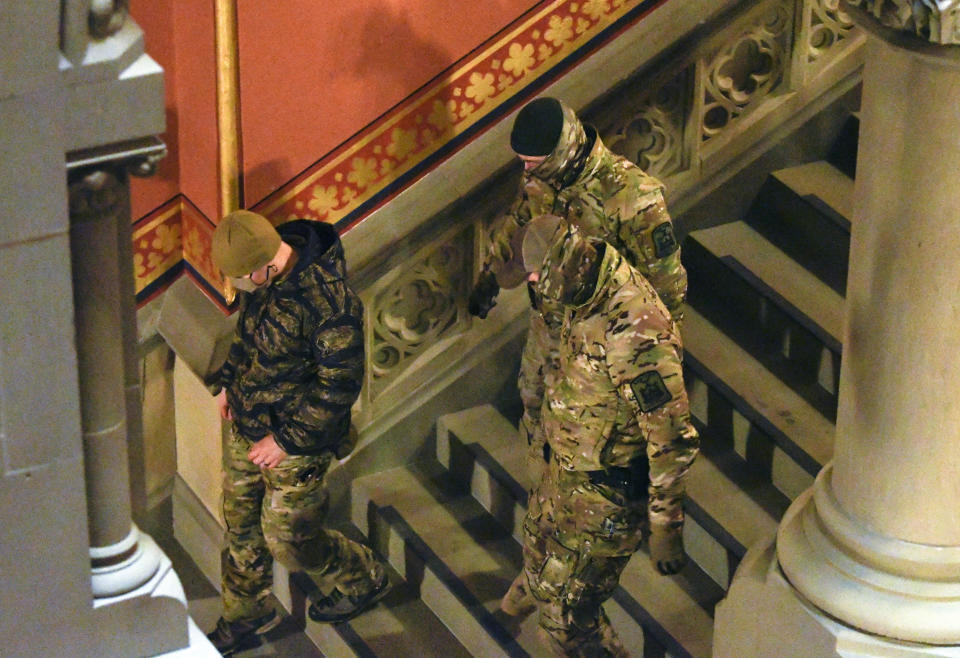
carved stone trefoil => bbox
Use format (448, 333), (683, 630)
(808, 0), (857, 63)
(845, 0), (960, 45)
(370, 239), (469, 395)
(701, 0), (793, 142)
(605, 70), (689, 178)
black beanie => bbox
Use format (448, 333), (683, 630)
(510, 97), (564, 156)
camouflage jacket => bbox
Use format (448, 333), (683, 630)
(216, 220), (364, 456)
(483, 102), (687, 321)
(542, 245), (699, 526)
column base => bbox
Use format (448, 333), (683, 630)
(93, 530), (219, 656)
(777, 465), (960, 645)
(715, 534), (960, 657)
(91, 523), (162, 598)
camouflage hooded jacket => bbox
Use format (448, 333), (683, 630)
(539, 242), (699, 527)
(216, 220), (364, 456)
(484, 101), (687, 321)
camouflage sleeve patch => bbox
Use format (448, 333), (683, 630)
(630, 371), (672, 412)
(651, 222), (678, 258)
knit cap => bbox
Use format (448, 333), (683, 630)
(510, 97), (564, 156)
(211, 210), (281, 277)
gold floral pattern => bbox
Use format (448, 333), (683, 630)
(254, 0), (666, 233)
(545, 15), (575, 46)
(131, 197), (182, 299)
(307, 185), (340, 218)
(504, 42), (536, 77)
(465, 71), (496, 104)
(135, 0), (669, 306)
(582, 0), (611, 21)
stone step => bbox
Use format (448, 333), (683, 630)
(282, 532), (473, 658)
(826, 113), (860, 179)
(351, 462), (539, 657)
(685, 219), (843, 405)
(772, 160), (854, 222)
(438, 403), (782, 590)
(683, 306), (835, 501)
(437, 405), (719, 658)
(745, 160), (854, 296)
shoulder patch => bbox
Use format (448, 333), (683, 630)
(651, 222), (678, 258)
(630, 371), (671, 412)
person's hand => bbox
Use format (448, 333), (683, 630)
(649, 524), (687, 575)
(247, 434), (288, 469)
(468, 270), (500, 318)
(216, 390), (232, 420)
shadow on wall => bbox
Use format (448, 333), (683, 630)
(339, 5), (453, 113)
(244, 158), (292, 212)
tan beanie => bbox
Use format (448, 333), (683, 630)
(211, 210), (281, 277)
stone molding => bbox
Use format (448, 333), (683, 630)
(778, 464), (960, 644)
(349, 0), (865, 430)
(845, 0), (960, 45)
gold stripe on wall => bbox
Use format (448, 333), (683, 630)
(214, 0), (241, 302)
(214, 0), (242, 216)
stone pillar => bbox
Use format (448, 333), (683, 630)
(68, 160), (162, 598)
(715, 2), (960, 654)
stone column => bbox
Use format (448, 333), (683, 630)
(68, 159), (163, 598)
(715, 2), (960, 654)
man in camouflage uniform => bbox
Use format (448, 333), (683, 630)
(468, 97), (689, 617)
(206, 210), (388, 655)
(518, 217), (699, 656)
(471, 96), (687, 477)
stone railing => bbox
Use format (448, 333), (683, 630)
(846, 0), (960, 45)
(347, 0), (865, 442)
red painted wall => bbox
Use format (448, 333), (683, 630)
(129, 0), (179, 220)
(131, 0), (220, 222)
(237, 1), (540, 206)
(132, 0), (540, 218)
(171, 0), (220, 221)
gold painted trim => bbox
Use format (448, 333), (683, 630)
(214, 0), (240, 303)
(215, 0), (242, 216)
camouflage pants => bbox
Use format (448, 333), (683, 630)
(522, 455), (646, 657)
(221, 430), (382, 622)
(518, 310), (560, 486)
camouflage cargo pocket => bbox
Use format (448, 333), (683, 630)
(582, 502), (644, 557)
(534, 535), (579, 601)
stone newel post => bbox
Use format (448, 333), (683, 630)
(68, 162), (164, 598)
(715, 2), (960, 654)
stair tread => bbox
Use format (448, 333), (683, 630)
(471, 410), (778, 559)
(772, 160), (854, 221)
(689, 220), (844, 344)
(684, 307), (835, 469)
(442, 408), (715, 658)
(336, 583), (473, 657)
(357, 465), (521, 580)
(354, 463), (542, 655)
(686, 456), (778, 551)
(313, 525), (474, 658)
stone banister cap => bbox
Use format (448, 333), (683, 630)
(845, 0), (960, 46)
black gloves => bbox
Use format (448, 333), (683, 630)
(649, 524), (687, 575)
(468, 270), (500, 319)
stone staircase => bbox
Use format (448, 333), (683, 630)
(287, 119), (859, 656)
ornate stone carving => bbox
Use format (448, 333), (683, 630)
(89, 0), (129, 40)
(702, 1), (793, 141)
(68, 168), (126, 224)
(845, 0), (960, 44)
(604, 70), (689, 178)
(807, 0), (856, 63)
(370, 239), (468, 394)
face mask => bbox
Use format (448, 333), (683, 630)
(229, 277), (259, 293)
(229, 264), (277, 293)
